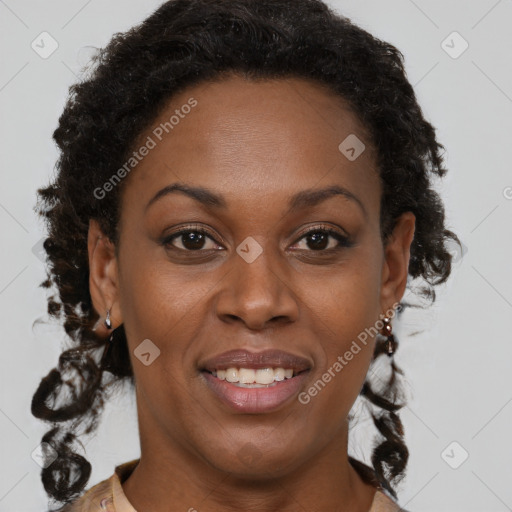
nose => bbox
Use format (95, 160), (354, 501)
(214, 245), (300, 331)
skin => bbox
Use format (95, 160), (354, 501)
(88, 73), (415, 512)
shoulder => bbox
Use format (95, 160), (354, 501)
(370, 488), (410, 512)
(55, 476), (115, 512)
(56, 459), (139, 512)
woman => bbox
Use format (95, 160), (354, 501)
(31, 0), (460, 510)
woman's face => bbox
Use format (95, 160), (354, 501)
(89, 74), (414, 478)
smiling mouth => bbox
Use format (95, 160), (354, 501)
(201, 368), (311, 414)
(198, 348), (312, 412)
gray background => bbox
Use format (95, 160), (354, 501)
(0, 0), (511, 510)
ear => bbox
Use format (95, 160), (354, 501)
(379, 211), (416, 313)
(88, 219), (122, 336)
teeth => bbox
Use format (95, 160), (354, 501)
(239, 368), (256, 384)
(211, 367), (297, 384)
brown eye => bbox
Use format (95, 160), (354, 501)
(291, 226), (353, 252)
(162, 226), (221, 252)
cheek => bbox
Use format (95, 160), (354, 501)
(303, 248), (382, 348)
(117, 258), (207, 418)
(118, 247), (209, 342)
(297, 309), (377, 437)
(117, 248), (228, 415)
(298, 253), (382, 415)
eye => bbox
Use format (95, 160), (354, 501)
(291, 224), (352, 252)
(161, 223), (352, 254)
(161, 225), (222, 252)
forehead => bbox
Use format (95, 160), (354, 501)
(120, 74), (380, 221)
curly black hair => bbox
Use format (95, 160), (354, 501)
(31, 0), (461, 509)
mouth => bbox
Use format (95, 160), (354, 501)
(200, 369), (311, 413)
(199, 349), (312, 413)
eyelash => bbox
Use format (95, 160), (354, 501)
(161, 223), (352, 253)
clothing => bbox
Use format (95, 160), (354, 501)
(59, 458), (405, 512)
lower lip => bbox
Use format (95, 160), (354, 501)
(201, 371), (310, 414)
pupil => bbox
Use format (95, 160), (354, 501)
(183, 232), (205, 250)
(308, 232), (327, 250)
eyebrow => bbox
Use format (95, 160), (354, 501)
(145, 182), (367, 218)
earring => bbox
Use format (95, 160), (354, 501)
(101, 325), (117, 372)
(380, 316), (397, 357)
(104, 308), (112, 330)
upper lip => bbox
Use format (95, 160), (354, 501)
(200, 349), (312, 373)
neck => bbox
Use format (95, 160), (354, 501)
(122, 414), (377, 512)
